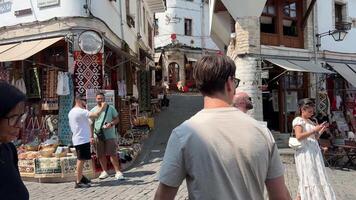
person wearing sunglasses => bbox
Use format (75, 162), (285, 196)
(68, 94), (107, 188)
(0, 81), (29, 200)
(232, 91), (253, 113)
(155, 55), (290, 200)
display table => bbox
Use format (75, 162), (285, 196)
(19, 155), (95, 183)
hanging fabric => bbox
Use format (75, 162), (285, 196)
(57, 71), (70, 96)
(138, 71), (151, 111)
(118, 80), (127, 97)
(58, 75), (74, 145)
(24, 67), (41, 98)
(0, 65), (10, 82)
(73, 51), (103, 95)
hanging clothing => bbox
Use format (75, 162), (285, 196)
(336, 95), (342, 110)
(292, 117), (336, 200)
(12, 78), (27, 95)
(57, 72), (70, 96)
(133, 84), (139, 99)
(118, 80), (127, 97)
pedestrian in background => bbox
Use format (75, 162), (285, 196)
(68, 94), (106, 188)
(0, 81), (29, 200)
(91, 92), (125, 180)
(154, 55), (291, 200)
(292, 98), (336, 200)
(232, 90), (253, 113)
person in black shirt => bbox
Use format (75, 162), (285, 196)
(0, 81), (29, 200)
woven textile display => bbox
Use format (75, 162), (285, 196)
(42, 69), (59, 110)
(138, 70), (151, 111)
(317, 91), (330, 116)
(74, 52), (103, 95)
(58, 76), (74, 146)
(0, 65), (10, 82)
(35, 157), (62, 175)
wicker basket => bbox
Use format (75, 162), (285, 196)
(25, 145), (39, 151)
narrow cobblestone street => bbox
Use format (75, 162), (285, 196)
(25, 94), (356, 200)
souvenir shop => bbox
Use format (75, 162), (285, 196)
(0, 31), (155, 182)
(323, 62), (356, 143)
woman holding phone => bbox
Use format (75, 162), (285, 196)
(292, 98), (336, 200)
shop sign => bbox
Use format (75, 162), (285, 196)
(0, 0), (12, 14)
(14, 8), (32, 16)
(37, 0), (60, 8)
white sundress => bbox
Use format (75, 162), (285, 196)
(292, 117), (336, 200)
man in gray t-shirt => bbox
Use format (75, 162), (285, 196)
(154, 55), (291, 200)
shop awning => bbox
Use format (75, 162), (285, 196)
(0, 37), (63, 62)
(0, 43), (19, 54)
(266, 59), (334, 74)
(327, 62), (356, 87)
(154, 52), (162, 63)
(289, 60), (334, 74)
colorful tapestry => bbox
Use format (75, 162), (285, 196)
(35, 157), (62, 174)
(58, 76), (74, 146)
(24, 67), (41, 98)
(74, 52), (103, 95)
(18, 159), (35, 175)
(41, 68), (59, 110)
(61, 157), (92, 175)
(317, 91), (330, 116)
(138, 70), (151, 111)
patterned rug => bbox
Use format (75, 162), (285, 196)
(42, 69), (59, 110)
(74, 52), (103, 95)
(317, 91), (330, 116)
(58, 75), (74, 146)
(0, 66), (10, 82)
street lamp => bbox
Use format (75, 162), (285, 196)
(316, 29), (348, 50)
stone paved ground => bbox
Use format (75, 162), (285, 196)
(25, 94), (356, 200)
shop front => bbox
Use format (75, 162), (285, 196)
(0, 29), (154, 182)
(261, 58), (334, 133)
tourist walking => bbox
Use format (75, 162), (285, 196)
(154, 55), (291, 200)
(232, 90), (253, 113)
(91, 91), (125, 180)
(0, 81), (29, 200)
(68, 94), (106, 188)
(292, 98), (336, 200)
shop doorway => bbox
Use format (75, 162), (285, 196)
(168, 62), (179, 90)
(262, 66), (309, 133)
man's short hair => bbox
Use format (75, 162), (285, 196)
(96, 91), (105, 97)
(193, 55), (236, 96)
(75, 94), (86, 101)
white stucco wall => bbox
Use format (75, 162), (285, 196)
(0, 0), (158, 53)
(317, 0), (356, 53)
(154, 0), (218, 50)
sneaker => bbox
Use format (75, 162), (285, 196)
(98, 171), (109, 179)
(115, 172), (126, 180)
(74, 182), (90, 188)
(81, 176), (91, 184)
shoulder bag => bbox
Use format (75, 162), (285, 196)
(94, 106), (109, 141)
(289, 128), (302, 150)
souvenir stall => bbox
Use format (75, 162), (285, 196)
(325, 71), (356, 144)
(0, 37), (96, 182)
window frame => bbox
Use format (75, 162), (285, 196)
(184, 18), (192, 36)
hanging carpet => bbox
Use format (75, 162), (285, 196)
(24, 67), (41, 98)
(0, 65), (10, 82)
(74, 52), (103, 95)
(138, 70), (151, 111)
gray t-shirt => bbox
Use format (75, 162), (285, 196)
(159, 107), (284, 200)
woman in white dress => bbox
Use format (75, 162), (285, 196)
(293, 98), (336, 200)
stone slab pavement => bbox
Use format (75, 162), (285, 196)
(25, 94), (356, 200)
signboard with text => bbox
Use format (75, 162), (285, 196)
(37, 0), (60, 8)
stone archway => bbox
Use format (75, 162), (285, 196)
(168, 62), (180, 90)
